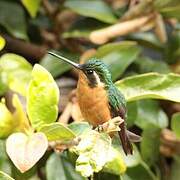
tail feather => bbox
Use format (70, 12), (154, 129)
(118, 122), (133, 155)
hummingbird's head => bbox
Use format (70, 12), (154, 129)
(48, 52), (112, 87)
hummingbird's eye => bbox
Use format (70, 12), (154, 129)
(86, 69), (93, 74)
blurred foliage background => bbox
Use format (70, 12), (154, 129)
(0, 0), (180, 180)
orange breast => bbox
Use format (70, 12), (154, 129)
(77, 72), (111, 126)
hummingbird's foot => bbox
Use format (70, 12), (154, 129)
(95, 116), (124, 133)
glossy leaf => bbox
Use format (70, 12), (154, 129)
(140, 125), (161, 166)
(0, 100), (15, 138)
(27, 64), (59, 129)
(6, 132), (48, 173)
(0, 53), (32, 96)
(74, 130), (111, 177)
(95, 41), (141, 80)
(65, 0), (117, 24)
(21, 0), (41, 18)
(46, 153), (86, 180)
(115, 73), (180, 102)
(0, 1), (27, 40)
(39, 122), (76, 142)
(171, 112), (180, 138)
(135, 100), (168, 129)
(0, 171), (14, 180)
(0, 36), (5, 51)
(68, 122), (91, 136)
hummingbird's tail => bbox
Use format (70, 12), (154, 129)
(118, 122), (133, 155)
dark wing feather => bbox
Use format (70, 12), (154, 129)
(108, 86), (133, 155)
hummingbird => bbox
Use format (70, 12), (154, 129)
(48, 52), (140, 155)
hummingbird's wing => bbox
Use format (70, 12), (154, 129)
(108, 86), (133, 155)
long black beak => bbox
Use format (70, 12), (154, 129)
(48, 51), (82, 70)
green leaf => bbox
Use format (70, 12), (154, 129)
(134, 57), (171, 74)
(0, 171), (14, 180)
(126, 102), (137, 127)
(122, 161), (157, 180)
(0, 74), (7, 96)
(115, 73), (180, 103)
(74, 130), (111, 177)
(94, 41), (141, 80)
(135, 100), (168, 129)
(103, 147), (126, 175)
(0, 140), (12, 175)
(0, 53), (32, 96)
(128, 32), (163, 50)
(46, 153), (86, 180)
(170, 156), (180, 180)
(39, 122), (76, 142)
(171, 112), (180, 138)
(140, 125), (161, 166)
(68, 122), (91, 136)
(27, 64), (59, 129)
(160, 5), (180, 20)
(40, 51), (79, 78)
(65, 0), (117, 24)
(0, 1), (27, 40)
(21, 0), (41, 18)
(0, 100), (15, 138)
(0, 36), (5, 51)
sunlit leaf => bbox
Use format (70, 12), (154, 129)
(0, 171), (14, 180)
(0, 53), (32, 96)
(65, 0), (117, 24)
(74, 130), (111, 177)
(171, 112), (180, 138)
(46, 153), (86, 180)
(39, 122), (76, 142)
(12, 94), (31, 133)
(27, 64), (59, 129)
(116, 73), (180, 102)
(0, 1), (27, 40)
(94, 41), (141, 80)
(6, 132), (48, 173)
(0, 100), (14, 138)
(103, 147), (126, 175)
(21, 0), (41, 18)
(0, 36), (5, 51)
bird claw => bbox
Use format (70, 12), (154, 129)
(95, 116), (124, 133)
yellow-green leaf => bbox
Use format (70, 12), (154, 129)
(171, 112), (180, 138)
(0, 171), (14, 180)
(0, 53), (32, 96)
(21, 0), (41, 18)
(74, 130), (111, 177)
(27, 64), (59, 130)
(39, 122), (76, 142)
(0, 36), (5, 51)
(0, 99), (14, 138)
